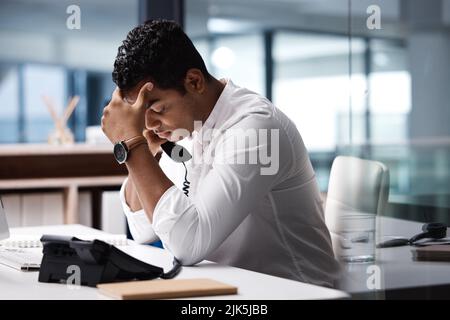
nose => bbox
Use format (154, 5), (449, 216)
(145, 110), (162, 131)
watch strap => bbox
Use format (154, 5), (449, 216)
(124, 135), (147, 152)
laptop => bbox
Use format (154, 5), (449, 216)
(0, 198), (42, 271)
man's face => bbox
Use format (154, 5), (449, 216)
(123, 81), (197, 142)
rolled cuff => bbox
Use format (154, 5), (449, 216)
(152, 185), (204, 265)
(119, 178), (159, 244)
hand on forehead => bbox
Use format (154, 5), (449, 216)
(118, 81), (155, 106)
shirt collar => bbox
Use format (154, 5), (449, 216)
(193, 78), (234, 146)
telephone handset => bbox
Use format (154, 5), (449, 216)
(161, 141), (192, 197)
(161, 141), (192, 163)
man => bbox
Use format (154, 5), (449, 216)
(102, 20), (340, 287)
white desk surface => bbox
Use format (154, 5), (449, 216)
(0, 224), (348, 300)
(340, 216), (450, 294)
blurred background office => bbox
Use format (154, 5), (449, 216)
(0, 0), (449, 232)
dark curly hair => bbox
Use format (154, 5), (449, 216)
(113, 19), (211, 94)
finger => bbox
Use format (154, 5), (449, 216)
(143, 128), (166, 145)
(143, 129), (166, 156)
(133, 82), (154, 110)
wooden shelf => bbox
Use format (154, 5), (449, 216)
(0, 144), (128, 226)
(0, 176), (126, 189)
(0, 143), (114, 156)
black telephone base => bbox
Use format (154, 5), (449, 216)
(38, 235), (164, 287)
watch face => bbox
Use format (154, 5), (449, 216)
(113, 142), (128, 164)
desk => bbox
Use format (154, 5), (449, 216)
(339, 216), (450, 299)
(0, 224), (349, 300)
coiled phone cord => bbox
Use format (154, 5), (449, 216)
(159, 162), (190, 279)
(181, 161), (190, 197)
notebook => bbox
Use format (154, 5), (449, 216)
(412, 245), (450, 261)
(97, 278), (238, 300)
(0, 234), (129, 248)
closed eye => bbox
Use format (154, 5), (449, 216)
(146, 100), (157, 109)
(151, 106), (165, 114)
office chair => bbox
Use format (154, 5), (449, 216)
(324, 156), (390, 255)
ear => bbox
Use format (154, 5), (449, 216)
(184, 69), (206, 94)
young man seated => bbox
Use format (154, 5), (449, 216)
(101, 20), (340, 288)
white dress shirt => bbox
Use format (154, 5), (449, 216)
(120, 79), (340, 287)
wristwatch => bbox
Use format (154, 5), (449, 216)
(113, 136), (147, 164)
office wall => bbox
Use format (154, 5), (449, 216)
(0, 0), (449, 225)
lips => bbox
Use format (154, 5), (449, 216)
(156, 131), (171, 138)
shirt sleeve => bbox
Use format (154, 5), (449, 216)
(119, 177), (159, 244)
(152, 115), (283, 265)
